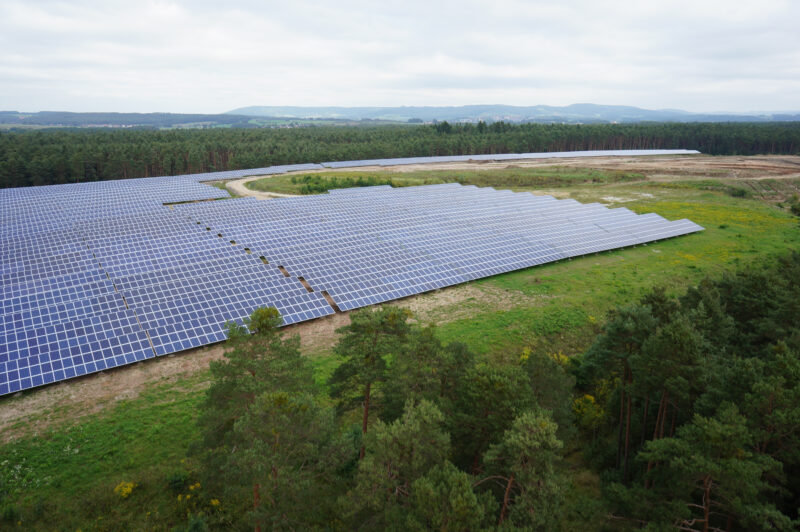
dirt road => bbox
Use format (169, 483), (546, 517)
(225, 154), (800, 202)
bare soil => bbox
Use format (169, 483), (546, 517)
(225, 178), (295, 199)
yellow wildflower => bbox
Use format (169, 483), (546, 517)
(113, 481), (136, 499)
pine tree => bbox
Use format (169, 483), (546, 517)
(329, 306), (412, 458)
(483, 409), (565, 530)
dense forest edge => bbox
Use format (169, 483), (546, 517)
(2, 122), (799, 188)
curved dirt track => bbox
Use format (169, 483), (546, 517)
(225, 154), (800, 201)
(225, 178), (296, 199)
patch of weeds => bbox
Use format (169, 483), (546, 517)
(167, 471), (191, 494)
(1, 504), (20, 524)
(726, 186), (750, 198)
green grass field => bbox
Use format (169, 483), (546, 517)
(0, 376), (210, 530)
(245, 166), (646, 194)
(2, 165), (799, 530)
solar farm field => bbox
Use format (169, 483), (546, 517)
(0, 151), (702, 397)
(1, 152), (799, 530)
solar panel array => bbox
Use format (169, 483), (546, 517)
(144, 149), (700, 181)
(317, 149), (700, 169)
(1, 149), (703, 396)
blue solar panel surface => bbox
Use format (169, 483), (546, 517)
(0, 149), (703, 395)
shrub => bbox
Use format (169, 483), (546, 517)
(172, 514), (209, 532)
(167, 471), (190, 494)
(1, 504), (20, 523)
(727, 186), (749, 198)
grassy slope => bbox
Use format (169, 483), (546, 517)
(0, 376), (210, 530)
(2, 168), (799, 530)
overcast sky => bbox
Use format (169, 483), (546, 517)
(1, 0), (798, 114)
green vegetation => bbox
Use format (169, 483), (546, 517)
(1, 164), (800, 529)
(0, 376), (207, 530)
(246, 166), (645, 194)
(572, 252), (800, 529)
(194, 307), (344, 528)
(2, 121), (799, 188)
(292, 174), (394, 194)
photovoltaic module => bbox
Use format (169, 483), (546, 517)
(0, 150), (703, 395)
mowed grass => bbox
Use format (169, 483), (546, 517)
(1, 166), (799, 529)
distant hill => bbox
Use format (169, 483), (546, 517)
(227, 104), (800, 124)
(0, 111), (336, 129)
(3, 105), (799, 129)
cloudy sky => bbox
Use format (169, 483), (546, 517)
(1, 0), (798, 113)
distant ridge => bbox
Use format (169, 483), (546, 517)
(227, 104), (800, 124)
(2, 105), (799, 129)
(0, 111), (267, 128)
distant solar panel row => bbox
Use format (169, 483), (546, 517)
(0, 149), (702, 395)
(143, 149), (699, 178)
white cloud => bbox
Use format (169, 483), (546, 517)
(0, 0), (797, 112)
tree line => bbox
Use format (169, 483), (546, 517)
(1, 122), (799, 188)
(185, 251), (799, 531)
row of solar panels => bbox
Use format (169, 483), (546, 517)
(1, 150), (702, 396)
(174, 185), (701, 311)
(1, 148), (699, 220)
(144, 149), (700, 177)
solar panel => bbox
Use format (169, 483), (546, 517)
(0, 149), (703, 396)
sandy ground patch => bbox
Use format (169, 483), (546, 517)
(391, 283), (538, 323)
(225, 178), (296, 199)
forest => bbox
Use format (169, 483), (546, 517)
(1, 121), (799, 188)
(130, 251), (799, 531)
